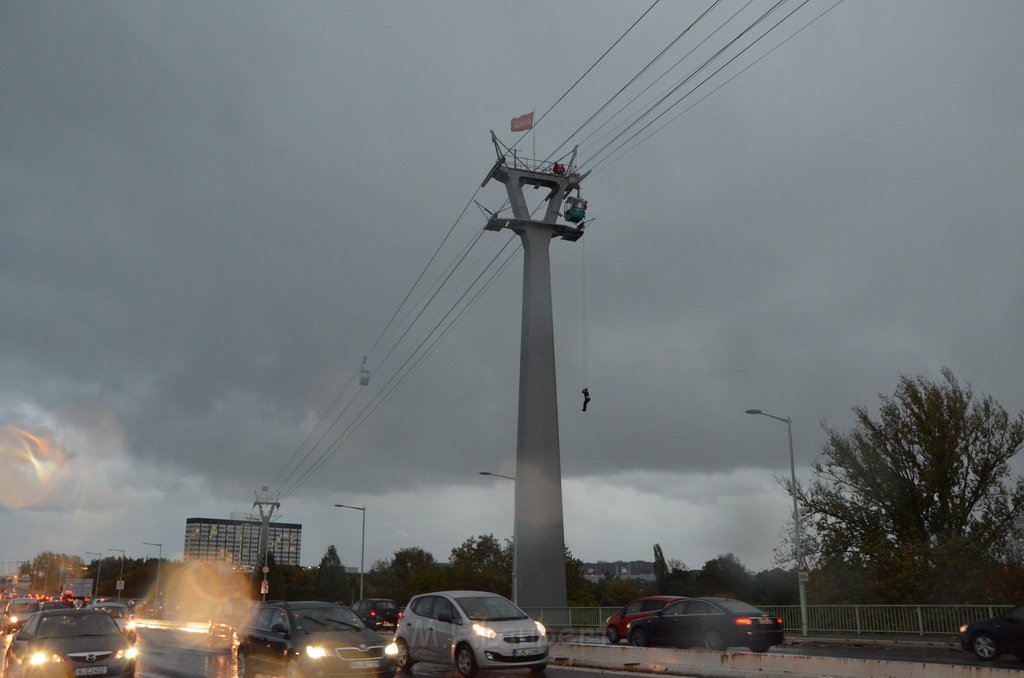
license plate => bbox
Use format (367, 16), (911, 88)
(75, 668), (108, 676)
(757, 617), (775, 625)
(512, 648), (542, 657)
(350, 659), (380, 669)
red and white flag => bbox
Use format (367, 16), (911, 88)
(510, 111), (534, 132)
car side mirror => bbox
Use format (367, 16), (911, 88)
(271, 623), (289, 635)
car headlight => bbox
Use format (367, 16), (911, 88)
(29, 652), (61, 665)
(306, 645), (329, 658)
(126, 620), (136, 631)
(472, 623), (497, 639)
(384, 642), (399, 656)
(959, 624), (968, 634)
(116, 646), (139, 660)
(534, 621), (547, 637)
(9, 615), (18, 624)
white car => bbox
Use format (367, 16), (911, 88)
(395, 590), (548, 677)
(89, 601), (137, 641)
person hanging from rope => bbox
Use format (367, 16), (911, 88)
(581, 388), (591, 412)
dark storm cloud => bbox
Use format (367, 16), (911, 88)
(3, 1), (1024, 567)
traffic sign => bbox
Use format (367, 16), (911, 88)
(260, 580), (269, 595)
(262, 566), (270, 574)
(116, 580), (125, 591)
(797, 554), (810, 573)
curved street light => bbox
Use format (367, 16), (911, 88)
(746, 409), (808, 637)
(333, 504), (366, 600)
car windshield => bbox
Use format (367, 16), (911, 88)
(292, 606), (364, 632)
(37, 614), (120, 638)
(454, 595), (528, 621)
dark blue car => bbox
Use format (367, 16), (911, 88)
(628, 597), (784, 653)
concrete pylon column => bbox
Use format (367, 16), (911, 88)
(513, 223), (567, 608)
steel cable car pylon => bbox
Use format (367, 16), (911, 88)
(481, 131), (591, 608)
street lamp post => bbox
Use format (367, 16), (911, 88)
(745, 409), (808, 637)
(479, 471), (517, 604)
(108, 549), (126, 601)
(143, 542), (162, 607)
(86, 552), (102, 599)
(333, 504), (366, 600)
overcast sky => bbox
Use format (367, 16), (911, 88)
(3, 1), (1023, 580)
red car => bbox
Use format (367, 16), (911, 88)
(604, 595), (685, 644)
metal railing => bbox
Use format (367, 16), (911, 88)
(521, 604), (1012, 637)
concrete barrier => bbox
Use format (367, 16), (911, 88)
(549, 641), (1019, 678)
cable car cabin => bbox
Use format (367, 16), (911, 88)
(565, 196), (588, 223)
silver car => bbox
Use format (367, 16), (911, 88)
(395, 591), (547, 677)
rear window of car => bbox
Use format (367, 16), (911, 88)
(376, 601), (397, 610)
(718, 600), (761, 614)
(11, 602), (40, 613)
(96, 606), (129, 618)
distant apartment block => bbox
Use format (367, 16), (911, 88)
(183, 517), (302, 569)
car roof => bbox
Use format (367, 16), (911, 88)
(416, 590), (501, 598)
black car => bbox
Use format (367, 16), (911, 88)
(352, 598), (400, 630)
(628, 597), (784, 653)
(4, 608), (138, 677)
(235, 600), (398, 678)
(960, 603), (1024, 660)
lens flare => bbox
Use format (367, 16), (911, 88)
(0, 426), (70, 508)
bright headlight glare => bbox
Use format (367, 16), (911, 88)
(472, 623), (497, 639)
(306, 645), (329, 658)
(959, 624), (968, 634)
(29, 652), (53, 665)
(384, 642), (398, 656)
(534, 621), (547, 637)
(126, 620), (136, 631)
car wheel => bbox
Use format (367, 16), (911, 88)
(703, 629), (724, 651)
(971, 632), (1000, 660)
(235, 650), (249, 678)
(629, 627), (648, 647)
(395, 639), (414, 672)
(454, 643), (479, 678)
(606, 625), (621, 644)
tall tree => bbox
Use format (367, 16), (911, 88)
(448, 535), (511, 596)
(803, 369), (1024, 602)
(652, 544), (668, 594)
(315, 545), (347, 601)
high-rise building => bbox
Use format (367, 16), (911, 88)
(183, 517), (302, 569)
